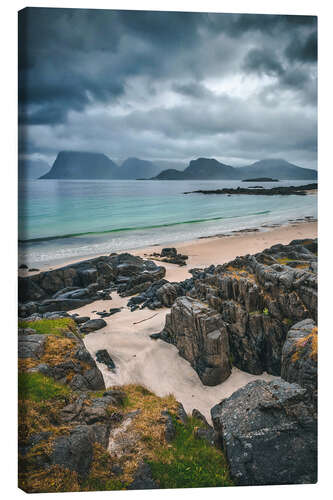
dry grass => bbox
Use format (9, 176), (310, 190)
(19, 334), (91, 378)
(104, 384), (178, 483)
(292, 326), (318, 362)
(19, 465), (80, 493)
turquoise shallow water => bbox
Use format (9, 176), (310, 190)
(18, 179), (317, 266)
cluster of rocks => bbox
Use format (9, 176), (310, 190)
(18, 323), (105, 392)
(19, 389), (127, 484)
(127, 278), (194, 311)
(146, 247), (188, 266)
(155, 238), (317, 384)
(151, 238), (318, 485)
(18, 253), (166, 317)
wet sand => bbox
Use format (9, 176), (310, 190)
(25, 220), (317, 280)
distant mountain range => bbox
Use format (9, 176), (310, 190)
(153, 158), (317, 180)
(39, 152), (165, 180)
(38, 151), (317, 181)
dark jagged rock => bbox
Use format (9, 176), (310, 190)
(147, 247), (189, 266)
(185, 238), (317, 377)
(211, 378), (317, 486)
(281, 319), (317, 403)
(161, 247), (177, 257)
(80, 318), (107, 333)
(73, 316), (90, 324)
(95, 349), (116, 370)
(159, 296), (231, 385)
(18, 253), (166, 316)
(127, 277), (194, 311)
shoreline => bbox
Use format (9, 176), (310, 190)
(20, 219), (317, 280)
(19, 221), (317, 421)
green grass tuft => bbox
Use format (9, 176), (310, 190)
(18, 372), (70, 402)
(18, 318), (76, 337)
(148, 417), (233, 489)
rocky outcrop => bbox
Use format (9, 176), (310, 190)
(21, 330), (106, 392)
(281, 319), (317, 403)
(18, 253), (165, 317)
(211, 378), (317, 486)
(159, 297), (231, 385)
(127, 278), (194, 311)
(189, 238), (317, 376)
(185, 183), (317, 196)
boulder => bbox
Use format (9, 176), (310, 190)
(159, 297), (231, 385)
(161, 248), (177, 257)
(80, 318), (107, 333)
(281, 318), (317, 403)
(51, 425), (95, 481)
(95, 349), (116, 370)
(211, 378), (317, 485)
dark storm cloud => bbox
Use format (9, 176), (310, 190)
(285, 30), (317, 63)
(243, 49), (284, 77)
(18, 8), (317, 169)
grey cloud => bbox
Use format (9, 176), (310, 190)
(18, 8), (317, 169)
(243, 48), (284, 76)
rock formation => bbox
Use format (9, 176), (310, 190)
(155, 239), (317, 382)
(281, 318), (317, 404)
(18, 253), (165, 317)
(158, 296), (231, 385)
(211, 378), (317, 485)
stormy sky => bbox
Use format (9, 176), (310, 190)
(18, 8), (317, 169)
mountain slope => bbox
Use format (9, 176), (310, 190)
(119, 157), (163, 179)
(153, 158), (317, 180)
(237, 159), (317, 180)
(154, 158), (235, 180)
(39, 151), (119, 179)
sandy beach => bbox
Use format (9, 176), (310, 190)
(65, 220), (317, 421)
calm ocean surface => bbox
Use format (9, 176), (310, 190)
(18, 179), (317, 267)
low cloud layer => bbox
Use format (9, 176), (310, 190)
(19, 8), (317, 168)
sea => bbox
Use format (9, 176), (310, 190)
(18, 179), (317, 268)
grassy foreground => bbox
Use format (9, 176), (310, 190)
(18, 318), (233, 492)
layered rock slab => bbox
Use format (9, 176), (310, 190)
(211, 378), (317, 486)
(159, 296), (231, 385)
(281, 318), (317, 404)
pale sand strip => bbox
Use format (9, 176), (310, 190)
(67, 221), (317, 421)
(31, 220), (317, 278)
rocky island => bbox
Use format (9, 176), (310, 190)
(184, 183), (317, 196)
(18, 237), (317, 491)
(242, 177), (279, 182)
